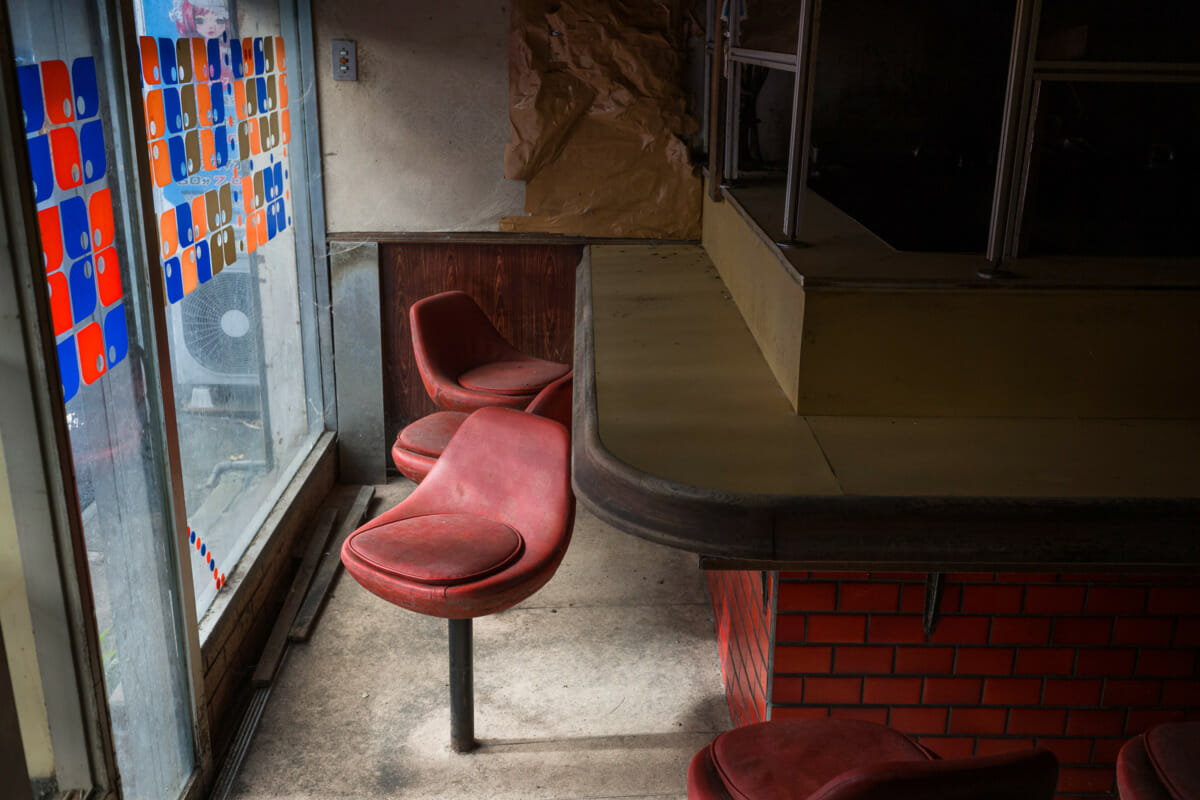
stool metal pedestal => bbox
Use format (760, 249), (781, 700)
(449, 618), (475, 752)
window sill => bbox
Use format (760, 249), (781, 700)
(198, 430), (336, 653)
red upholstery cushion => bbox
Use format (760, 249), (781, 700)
(1146, 722), (1200, 800)
(345, 513), (524, 586)
(1120, 735), (1175, 800)
(689, 720), (1057, 800)
(709, 719), (929, 800)
(390, 441), (437, 484)
(410, 291), (557, 412)
(344, 407), (574, 619)
(397, 411), (470, 457)
(807, 750), (1059, 800)
(391, 378), (572, 485)
(526, 371), (573, 430)
(459, 359), (569, 396)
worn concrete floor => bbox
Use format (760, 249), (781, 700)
(229, 480), (731, 799)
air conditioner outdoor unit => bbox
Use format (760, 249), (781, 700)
(168, 255), (265, 409)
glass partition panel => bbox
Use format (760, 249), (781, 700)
(7, 0), (195, 796)
(1037, 0), (1200, 62)
(737, 0), (800, 54)
(131, 0), (321, 617)
(806, 0), (1014, 252)
(1019, 80), (1200, 257)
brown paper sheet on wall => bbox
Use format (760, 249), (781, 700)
(502, 0), (702, 239)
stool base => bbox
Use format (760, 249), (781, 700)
(449, 618), (475, 753)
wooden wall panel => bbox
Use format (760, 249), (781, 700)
(380, 242), (581, 439)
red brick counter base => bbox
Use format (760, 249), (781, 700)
(708, 571), (1200, 800)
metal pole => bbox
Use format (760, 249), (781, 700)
(707, 0), (725, 200)
(985, 0), (1041, 267)
(1006, 78), (1043, 260)
(781, 0), (821, 243)
(448, 619), (475, 753)
(722, 0), (742, 184)
(702, 0), (714, 155)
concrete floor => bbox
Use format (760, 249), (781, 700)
(229, 480), (731, 799)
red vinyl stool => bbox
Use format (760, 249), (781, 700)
(410, 290), (570, 412)
(687, 719), (1058, 800)
(342, 407), (574, 752)
(1117, 722), (1200, 800)
(392, 371), (573, 483)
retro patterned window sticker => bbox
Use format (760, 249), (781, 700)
(14, 1), (293, 406)
(17, 56), (128, 402)
(138, 0), (293, 312)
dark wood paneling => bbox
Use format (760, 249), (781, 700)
(381, 242), (581, 437)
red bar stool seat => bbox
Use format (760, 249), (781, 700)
(1118, 722), (1200, 800)
(395, 411), (470, 457)
(391, 372), (572, 483)
(343, 407), (574, 750)
(345, 513), (523, 590)
(688, 719), (1058, 800)
(458, 359), (567, 396)
(410, 290), (569, 412)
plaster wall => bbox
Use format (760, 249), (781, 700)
(312, 0), (525, 233)
(0, 436), (54, 778)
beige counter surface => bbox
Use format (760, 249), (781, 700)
(573, 243), (1200, 569)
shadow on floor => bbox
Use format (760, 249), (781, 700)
(228, 478), (732, 800)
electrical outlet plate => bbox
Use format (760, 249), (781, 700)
(332, 39), (356, 81)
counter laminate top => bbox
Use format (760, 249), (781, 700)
(572, 244), (1200, 570)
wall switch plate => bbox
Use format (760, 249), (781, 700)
(332, 39), (357, 81)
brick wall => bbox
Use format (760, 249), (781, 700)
(709, 569), (1200, 799)
(707, 570), (773, 727)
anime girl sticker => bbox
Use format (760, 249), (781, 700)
(169, 0), (235, 85)
(170, 0), (228, 40)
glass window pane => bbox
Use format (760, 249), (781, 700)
(7, 1), (195, 796)
(807, 0), (1014, 252)
(132, 0), (321, 618)
(1038, 0), (1200, 63)
(1020, 81), (1200, 257)
(737, 0), (800, 54)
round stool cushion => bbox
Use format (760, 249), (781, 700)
(1146, 722), (1200, 800)
(397, 411), (470, 457)
(459, 359), (569, 396)
(709, 719), (929, 799)
(346, 513), (524, 586)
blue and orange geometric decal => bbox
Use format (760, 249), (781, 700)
(19, 57), (128, 403)
(188, 526), (226, 590)
(138, 33), (292, 307)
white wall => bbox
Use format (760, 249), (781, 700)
(313, 0), (525, 232)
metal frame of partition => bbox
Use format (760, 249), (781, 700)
(993, 56), (1200, 265)
(712, 0), (823, 241)
(709, 0), (1200, 263)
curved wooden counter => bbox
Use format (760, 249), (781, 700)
(571, 245), (1200, 571)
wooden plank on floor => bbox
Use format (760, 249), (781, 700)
(288, 484), (375, 642)
(252, 507), (340, 687)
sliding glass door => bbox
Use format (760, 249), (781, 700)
(4, 0), (325, 796)
(8, 1), (196, 796)
(131, 0), (322, 619)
